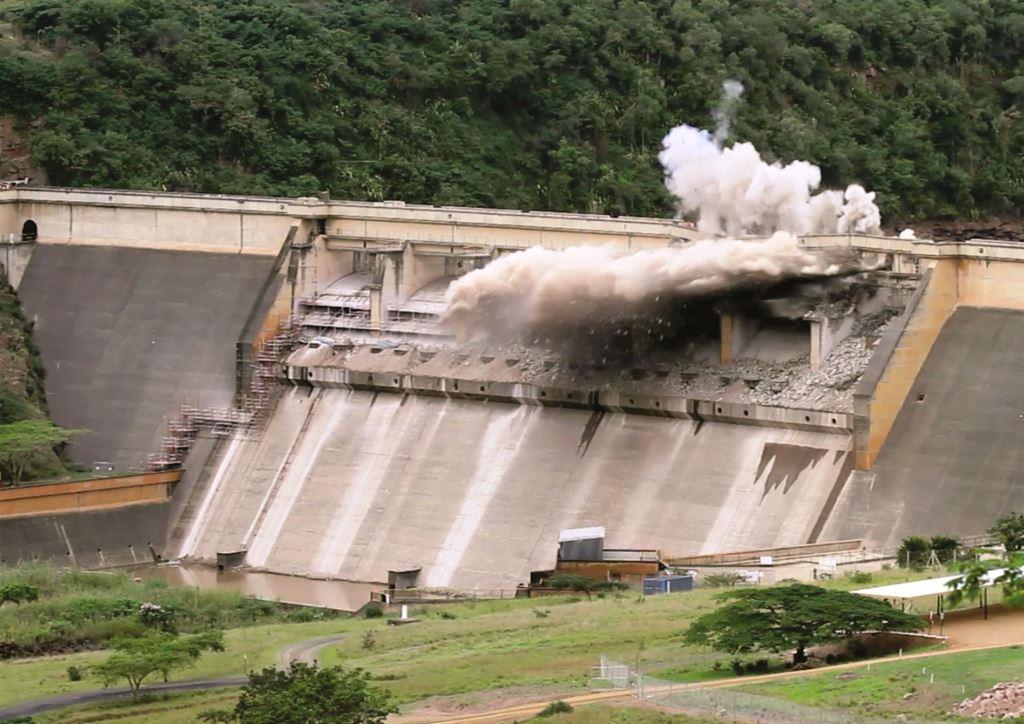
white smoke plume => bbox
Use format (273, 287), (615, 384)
(659, 124), (881, 237)
(441, 83), (883, 340)
(443, 233), (863, 338)
(712, 79), (744, 145)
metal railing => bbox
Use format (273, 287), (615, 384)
(371, 588), (525, 604)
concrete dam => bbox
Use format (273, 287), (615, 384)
(4, 186), (1024, 586)
(175, 386), (852, 589)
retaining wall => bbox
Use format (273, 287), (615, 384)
(0, 470), (180, 518)
(0, 501), (170, 568)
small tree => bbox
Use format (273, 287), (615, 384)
(683, 583), (923, 665)
(94, 630), (223, 700)
(0, 420), (77, 484)
(200, 662), (396, 723)
(989, 513), (1024, 552)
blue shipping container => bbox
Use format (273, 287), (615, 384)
(643, 574), (695, 595)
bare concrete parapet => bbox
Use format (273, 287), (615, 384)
(0, 186), (699, 257)
(295, 363), (851, 433)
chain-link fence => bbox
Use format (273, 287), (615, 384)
(593, 658), (890, 723)
(587, 655), (633, 691)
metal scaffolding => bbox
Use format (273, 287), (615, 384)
(147, 316), (299, 471)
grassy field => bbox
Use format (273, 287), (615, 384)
(0, 564), (943, 719)
(735, 645), (1024, 721)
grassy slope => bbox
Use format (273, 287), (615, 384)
(0, 566), (968, 720)
(315, 568), (935, 705)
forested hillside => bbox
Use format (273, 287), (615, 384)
(1, 0), (1022, 222)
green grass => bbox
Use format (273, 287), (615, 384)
(736, 646), (1024, 720)
(25, 693), (719, 724)
(0, 563), (340, 656)
(0, 617), (364, 707)
(28, 688), (241, 724)
(317, 591), (759, 704)
(0, 564), (948, 718)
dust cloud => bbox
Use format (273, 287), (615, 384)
(443, 233), (865, 339)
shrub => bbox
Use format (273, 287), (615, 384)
(536, 700), (573, 718)
(730, 658), (744, 675)
(0, 584), (39, 606)
(361, 631), (376, 650)
(930, 535), (960, 563)
(363, 603), (384, 619)
(544, 573), (596, 591)
(439, 610), (456, 620)
(897, 536), (932, 568)
(67, 665), (83, 681)
(283, 607), (332, 623)
(849, 571), (873, 584)
(63, 596), (140, 624)
(703, 572), (746, 588)
(139, 602), (177, 632)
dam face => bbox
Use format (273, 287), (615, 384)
(825, 306), (1024, 547)
(18, 245), (275, 469)
(176, 387), (852, 588)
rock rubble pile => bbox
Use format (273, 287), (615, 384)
(954, 681), (1024, 719)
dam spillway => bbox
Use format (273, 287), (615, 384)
(174, 385), (853, 589)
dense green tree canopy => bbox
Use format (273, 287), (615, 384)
(200, 662), (396, 724)
(1, 0), (1023, 221)
(683, 583), (923, 663)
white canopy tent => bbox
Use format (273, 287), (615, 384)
(853, 568), (1010, 619)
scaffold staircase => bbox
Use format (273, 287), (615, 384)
(147, 317), (300, 471)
